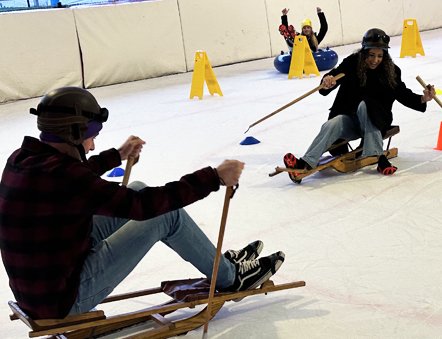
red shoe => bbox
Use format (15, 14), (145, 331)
(283, 153), (298, 168)
(283, 153), (301, 183)
(377, 155), (397, 175)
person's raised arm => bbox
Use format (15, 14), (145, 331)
(316, 6), (328, 44)
(281, 8), (289, 27)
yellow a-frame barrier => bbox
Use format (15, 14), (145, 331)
(288, 36), (320, 79)
(189, 51), (223, 100)
(400, 19), (425, 58)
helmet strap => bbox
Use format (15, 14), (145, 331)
(75, 143), (88, 162)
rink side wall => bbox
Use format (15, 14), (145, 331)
(1, 0), (441, 102)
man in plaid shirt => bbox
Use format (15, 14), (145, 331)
(0, 87), (285, 319)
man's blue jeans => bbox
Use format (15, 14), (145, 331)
(69, 181), (236, 315)
(302, 101), (383, 168)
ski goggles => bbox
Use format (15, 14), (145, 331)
(364, 33), (390, 44)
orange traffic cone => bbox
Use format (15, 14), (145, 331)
(435, 121), (442, 151)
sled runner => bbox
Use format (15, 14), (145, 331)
(269, 125), (400, 183)
(9, 277), (305, 338)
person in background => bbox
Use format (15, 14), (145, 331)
(279, 7), (328, 53)
(283, 28), (435, 182)
(0, 86), (285, 319)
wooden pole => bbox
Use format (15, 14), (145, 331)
(244, 73), (345, 133)
(121, 156), (135, 186)
(416, 76), (442, 109)
(203, 186), (235, 337)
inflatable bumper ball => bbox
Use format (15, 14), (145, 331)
(274, 47), (338, 74)
(274, 52), (292, 74)
(313, 47), (338, 71)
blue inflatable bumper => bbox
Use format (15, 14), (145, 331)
(274, 47), (339, 74)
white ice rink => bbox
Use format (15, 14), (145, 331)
(1, 29), (441, 338)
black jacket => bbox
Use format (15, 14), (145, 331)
(319, 53), (426, 132)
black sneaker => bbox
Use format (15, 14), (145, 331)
(224, 240), (264, 264)
(230, 251), (285, 291)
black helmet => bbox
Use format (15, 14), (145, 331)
(30, 87), (108, 145)
(361, 28), (390, 50)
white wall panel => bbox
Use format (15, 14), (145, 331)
(338, 0), (405, 45)
(403, 0), (442, 31)
(178, 0), (271, 70)
(73, 0), (186, 88)
(0, 10), (82, 103)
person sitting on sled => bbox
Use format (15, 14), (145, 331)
(0, 86), (285, 320)
(279, 7), (328, 53)
(283, 28), (436, 181)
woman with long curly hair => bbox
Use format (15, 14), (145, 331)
(282, 28), (436, 181)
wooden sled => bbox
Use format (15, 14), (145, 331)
(9, 277), (305, 338)
(269, 125), (400, 183)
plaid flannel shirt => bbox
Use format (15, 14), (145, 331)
(0, 136), (219, 318)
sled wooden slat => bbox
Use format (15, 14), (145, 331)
(101, 286), (163, 303)
(9, 279), (305, 338)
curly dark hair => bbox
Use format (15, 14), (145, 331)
(356, 48), (397, 89)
